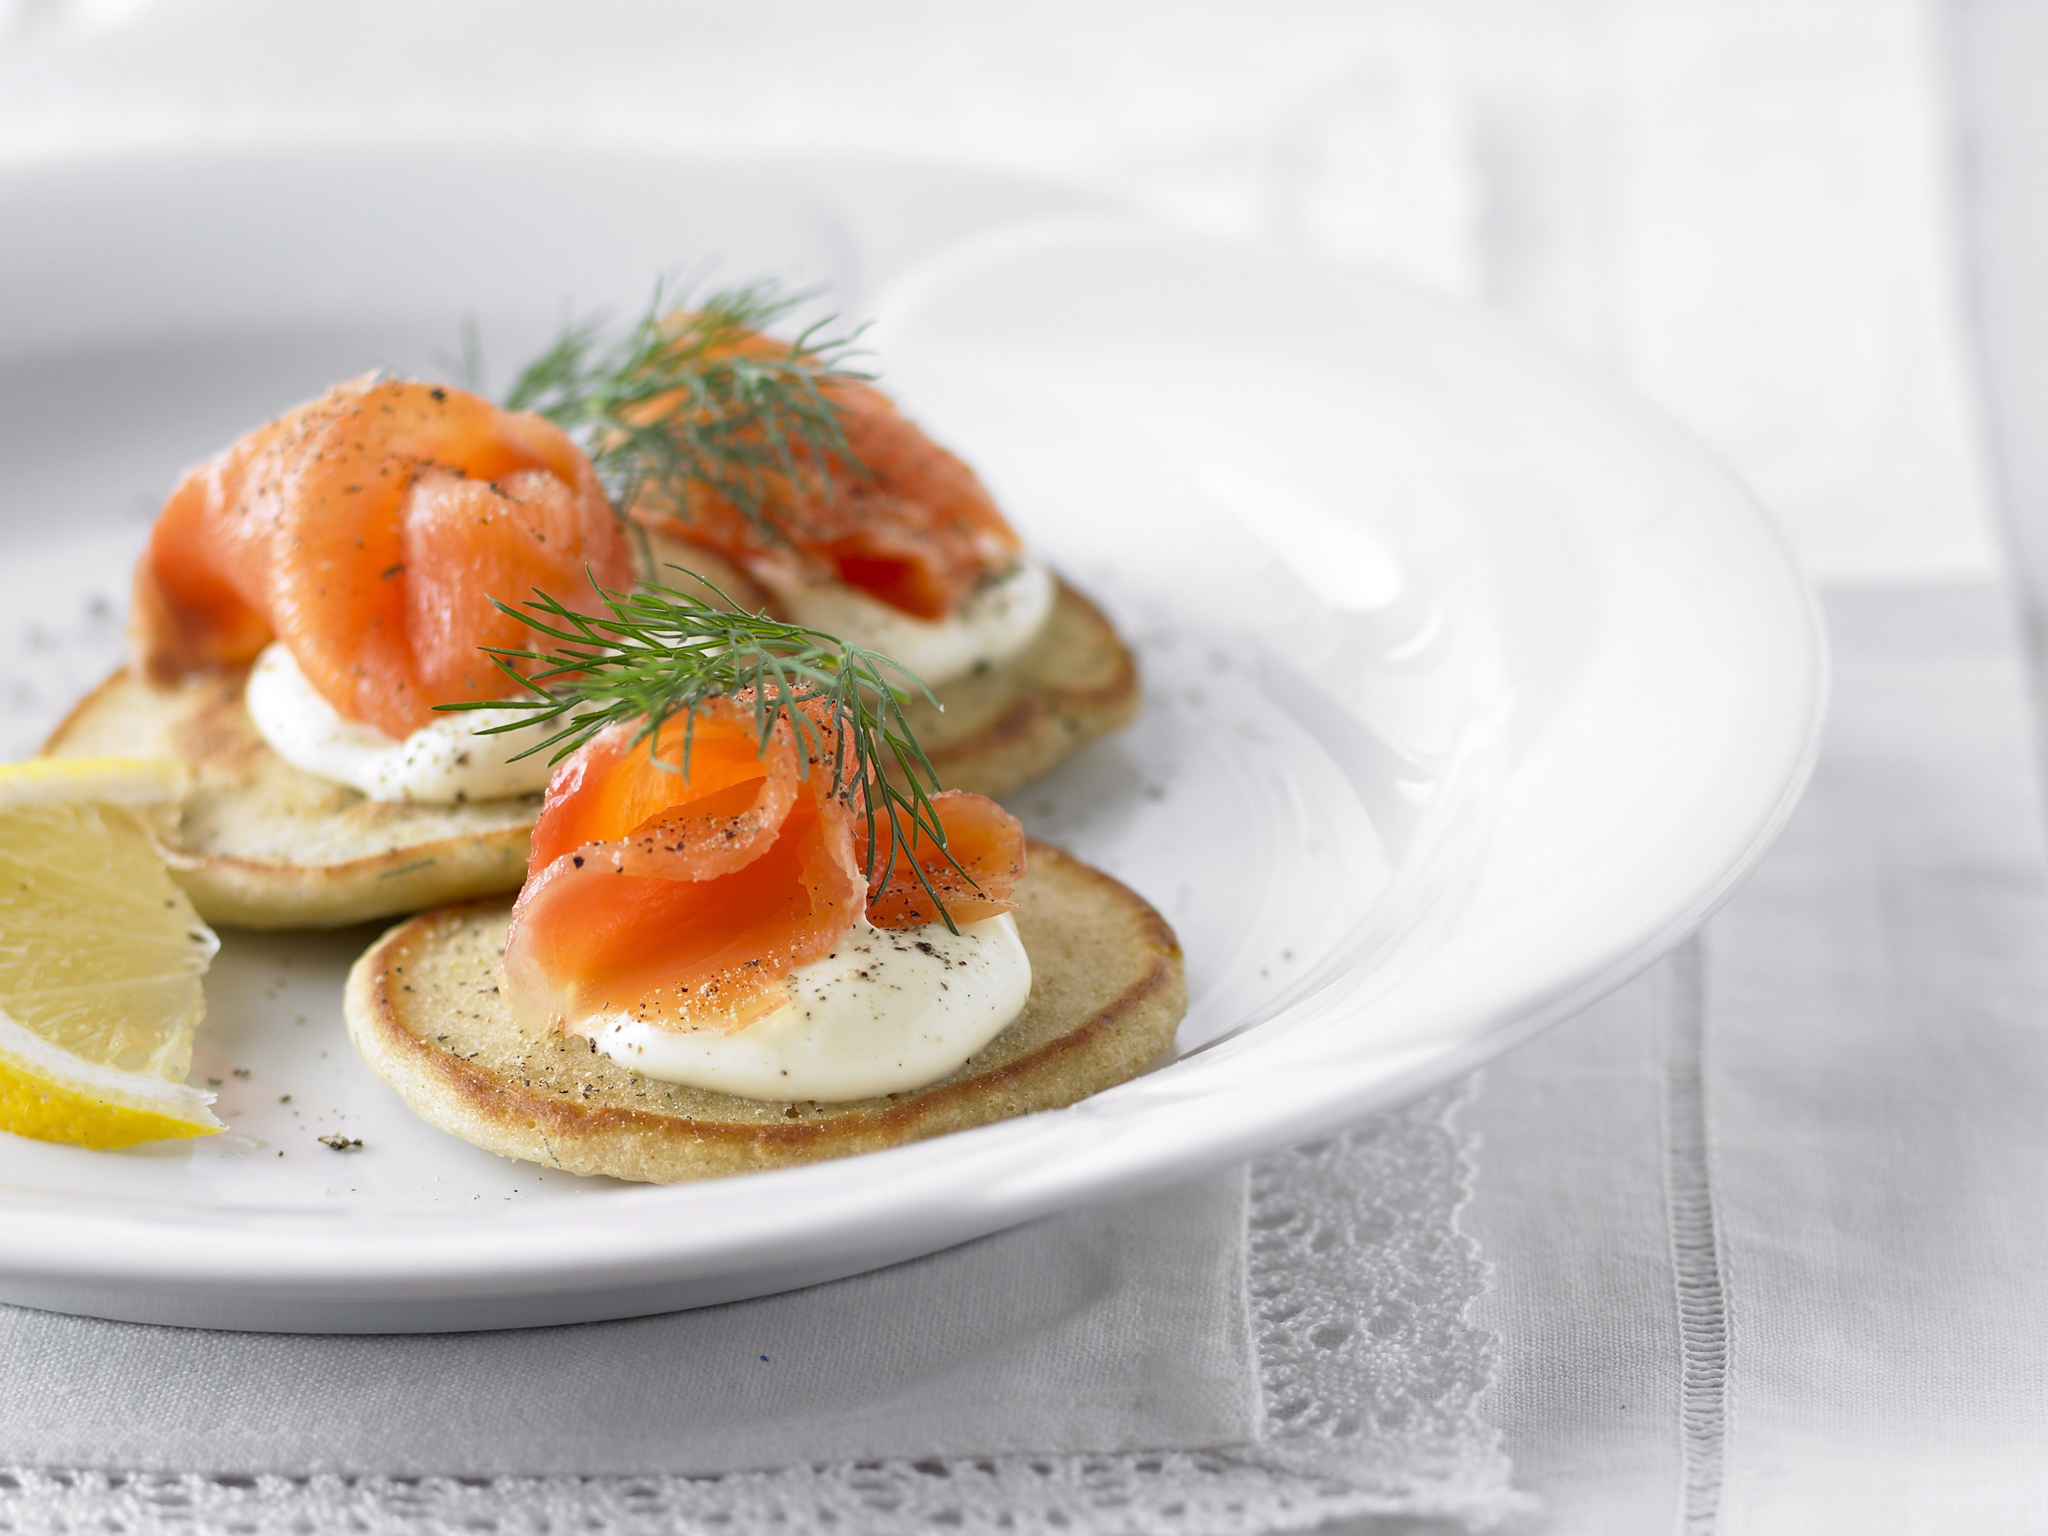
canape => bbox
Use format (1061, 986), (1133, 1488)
(344, 620), (1182, 1180)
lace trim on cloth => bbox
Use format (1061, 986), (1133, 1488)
(0, 1454), (1488, 1536)
(1252, 1083), (1513, 1504)
(0, 1087), (1515, 1536)
(1662, 940), (1730, 1534)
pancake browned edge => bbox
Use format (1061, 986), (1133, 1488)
(900, 577), (1139, 800)
(344, 840), (1186, 1182)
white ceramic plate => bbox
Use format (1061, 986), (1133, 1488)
(0, 148), (1824, 1332)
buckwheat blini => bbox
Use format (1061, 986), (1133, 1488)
(345, 584), (1183, 1181)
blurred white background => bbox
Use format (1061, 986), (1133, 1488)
(0, 0), (2008, 588)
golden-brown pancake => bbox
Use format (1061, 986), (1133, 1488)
(345, 840), (1184, 1182)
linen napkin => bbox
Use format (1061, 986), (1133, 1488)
(1456, 0), (2048, 1528)
(1471, 586), (2048, 1532)
(0, 1177), (1257, 1478)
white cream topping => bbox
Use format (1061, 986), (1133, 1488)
(586, 913), (1031, 1102)
(244, 642), (556, 804)
(760, 558), (1055, 687)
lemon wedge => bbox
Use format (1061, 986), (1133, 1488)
(0, 756), (221, 1149)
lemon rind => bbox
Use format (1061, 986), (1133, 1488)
(0, 1008), (219, 1143)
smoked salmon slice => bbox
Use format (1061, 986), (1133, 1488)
(862, 789), (1027, 928)
(502, 703), (1026, 1037)
(627, 317), (1023, 621)
(131, 378), (633, 739)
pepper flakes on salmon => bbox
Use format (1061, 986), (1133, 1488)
(501, 702), (1026, 1038)
(130, 377), (633, 740)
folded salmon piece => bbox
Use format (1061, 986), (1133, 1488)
(861, 789), (1026, 929)
(502, 703), (1026, 1037)
(131, 377), (633, 739)
(626, 317), (1023, 622)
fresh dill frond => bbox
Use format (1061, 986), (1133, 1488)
(438, 572), (970, 930)
(503, 278), (874, 547)
(476, 277), (969, 920)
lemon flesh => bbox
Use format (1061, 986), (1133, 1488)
(0, 761), (221, 1149)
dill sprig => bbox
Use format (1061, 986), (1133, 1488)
(503, 279), (873, 548)
(439, 572), (969, 931)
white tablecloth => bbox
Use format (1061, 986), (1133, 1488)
(1473, 585), (2048, 1532)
